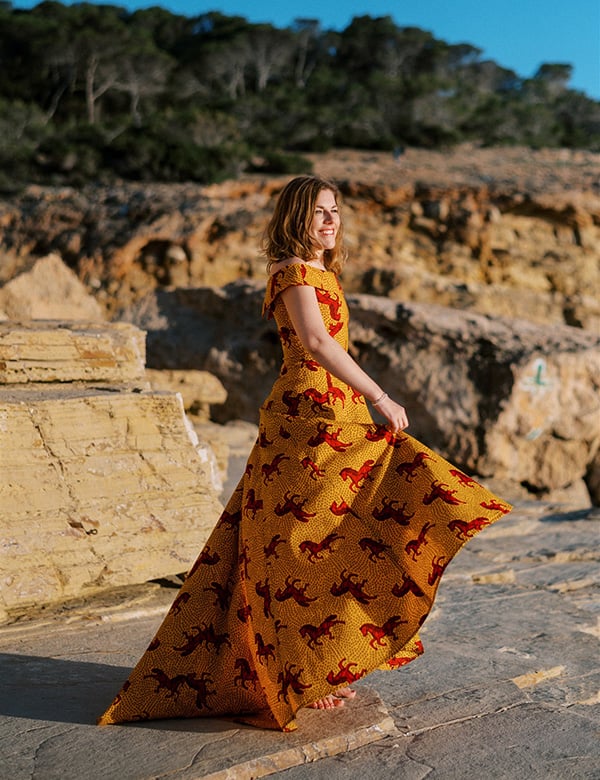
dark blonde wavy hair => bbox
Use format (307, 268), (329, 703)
(262, 175), (347, 274)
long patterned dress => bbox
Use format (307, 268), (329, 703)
(98, 263), (511, 732)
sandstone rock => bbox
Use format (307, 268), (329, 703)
(128, 282), (600, 503)
(1, 147), (598, 330)
(0, 321), (145, 384)
(145, 368), (227, 421)
(190, 418), (259, 497)
(0, 387), (222, 621)
(0, 321), (223, 622)
(0, 253), (104, 321)
(348, 295), (600, 500)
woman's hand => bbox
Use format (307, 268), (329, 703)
(374, 395), (409, 433)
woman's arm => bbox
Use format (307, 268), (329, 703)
(280, 284), (409, 432)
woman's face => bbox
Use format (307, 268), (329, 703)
(308, 189), (340, 254)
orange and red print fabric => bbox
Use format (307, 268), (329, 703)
(99, 263), (510, 732)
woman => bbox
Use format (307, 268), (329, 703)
(99, 175), (511, 731)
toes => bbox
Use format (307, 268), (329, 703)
(308, 694), (345, 710)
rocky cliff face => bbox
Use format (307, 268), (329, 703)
(126, 281), (600, 507)
(1, 146), (598, 330)
(0, 321), (223, 622)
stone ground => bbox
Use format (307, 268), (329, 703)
(1, 500), (599, 780)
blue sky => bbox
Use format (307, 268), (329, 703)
(12, 0), (600, 98)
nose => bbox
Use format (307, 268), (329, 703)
(323, 210), (333, 222)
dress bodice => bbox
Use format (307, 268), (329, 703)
(262, 263), (372, 423)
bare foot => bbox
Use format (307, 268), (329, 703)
(335, 687), (356, 700)
(307, 694), (345, 710)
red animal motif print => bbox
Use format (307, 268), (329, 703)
(187, 546), (220, 577)
(328, 321), (343, 337)
(358, 536), (392, 562)
(301, 456), (326, 480)
(275, 576), (317, 607)
(204, 579), (233, 611)
(299, 532), (343, 562)
(255, 579), (273, 618)
(480, 499), (511, 514)
(185, 672), (216, 711)
(237, 604), (252, 622)
(386, 655), (414, 668)
(279, 425), (291, 439)
(428, 555), (448, 586)
(325, 372), (346, 408)
(447, 516), (491, 540)
(391, 572), (425, 598)
(299, 614), (345, 649)
(255, 633), (276, 665)
(351, 388), (365, 406)
(423, 480), (466, 506)
(238, 543), (251, 580)
(144, 668), (188, 699)
(168, 591), (191, 616)
(243, 488), (263, 519)
(365, 424), (406, 448)
(396, 452), (434, 481)
(300, 357), (321, 371)
(234, 658), (259, 690)
(278, 326), (294, 346)
(330, 569), (378, 604)
(372, 496), (415, 525)
(360, 615), (408, 649)
(147, 637), (160, 651)
(326, 658), (367, 687)
(307, 423), (353, 452)
(197, 546), (220, 567)
(274, 491), (317, 522)
(405, 522), (435, 561)
(316, 288), (342, 321)
(218, 509), (242, 531)
(173, 623), (231, 656)
(244, 463), (254, 478)
(340, 459), (379, 493)
(330, 499), (360, 518)
(277, 663), (312, 703)
(303, 386), (331, 413)
(258, 430), (273, 448)
(261, 453), (290, 484)
(264, 534), (286, 559)
(282, 390), (302, 418)
(449, 468), (479, 487)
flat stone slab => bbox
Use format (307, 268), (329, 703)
(0, 320), (146, 383)
(0, 598), (396, 780)
(1, 501), (598, 779)
(0, 388), (222, 620)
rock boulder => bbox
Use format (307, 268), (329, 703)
(0, 253), (104, 321)
(127, 282), (600, 504)
(0, 321), (222, 623)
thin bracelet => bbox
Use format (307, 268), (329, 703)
(372, 391), (388, 407)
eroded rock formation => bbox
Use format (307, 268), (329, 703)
(0, 321), (223, 622)
(126, 281), (600, 505)
(0, 146), (598, 330)
(0, 253), (104, 321)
